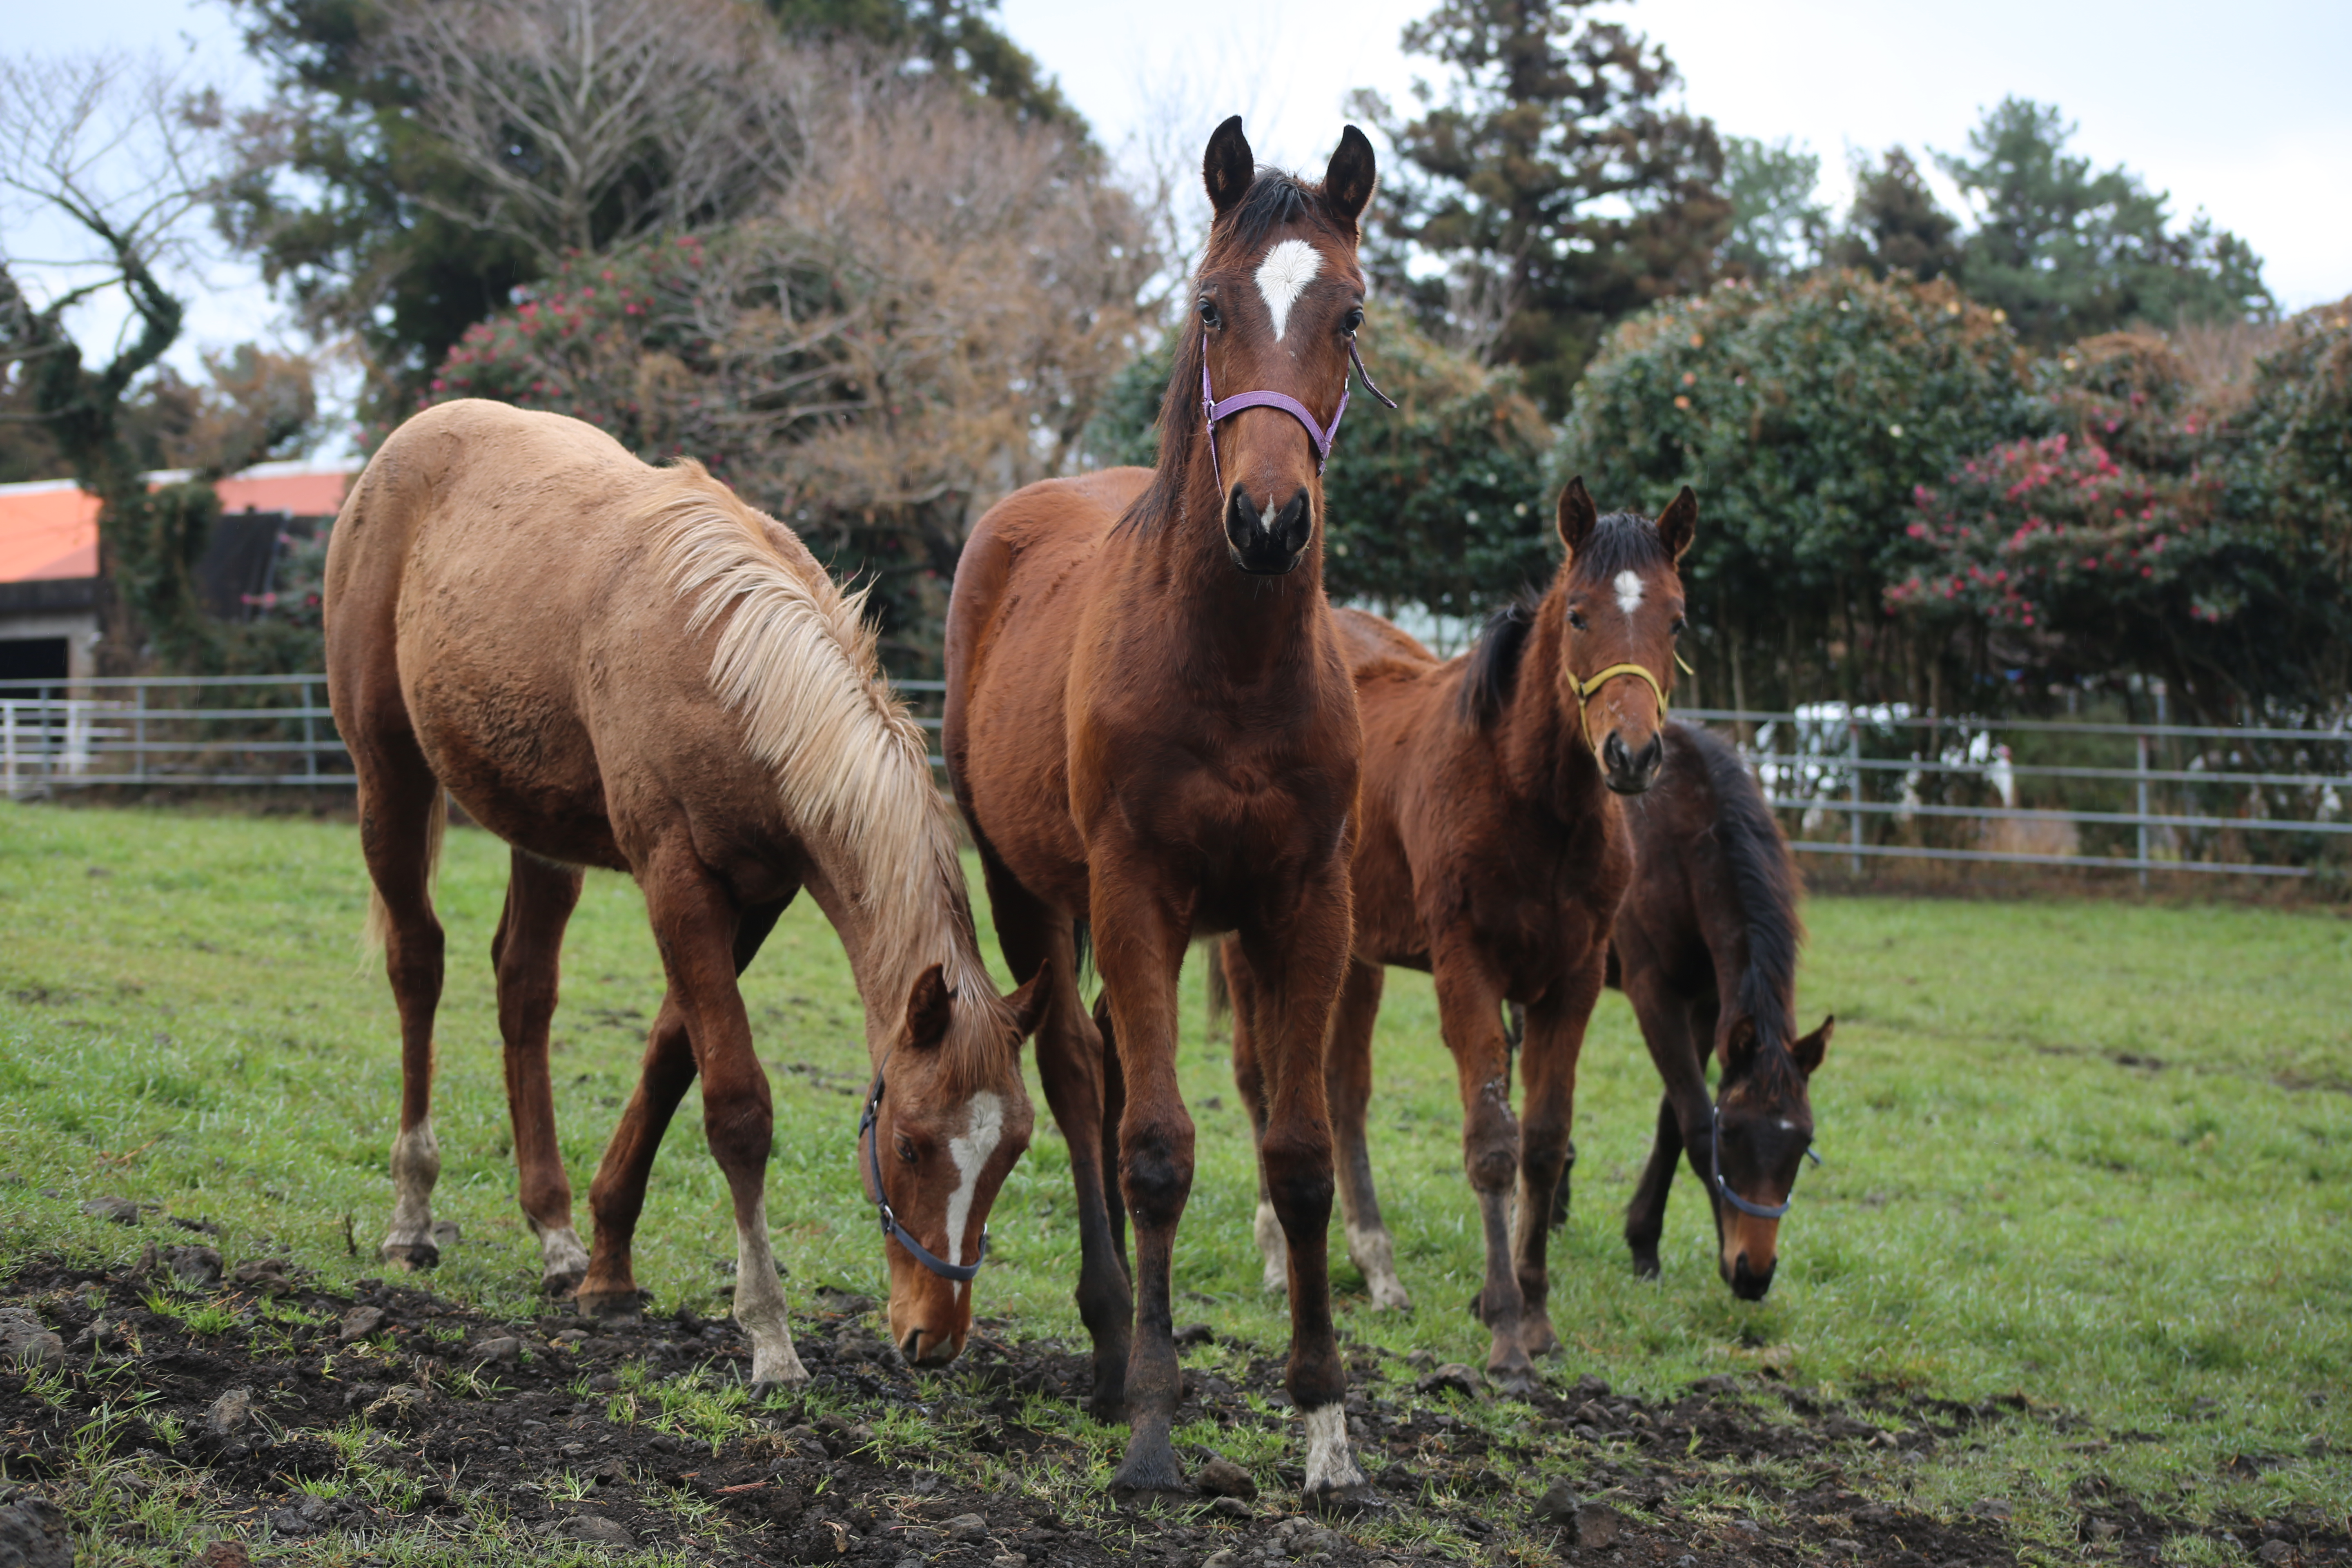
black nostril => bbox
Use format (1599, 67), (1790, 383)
(1603, 732), (1629, 771)
(1225, 484), (1262, 541)
(900, 1327), (922, 1359)
(1636, 732), (1664, 776)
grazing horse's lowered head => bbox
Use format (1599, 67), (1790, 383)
(1179, 115), (1385, 575)
(1546, 477), (1696, 793)
(1710, 1011), (1833, 1299)
(859, 959), (1050, 1368)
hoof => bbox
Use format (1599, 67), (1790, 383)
(1519, 1315), (1561, 1360)
(1109, 1430), (1189, 1506)
(540, 1263), (587, 1298)
(1305, 1482), (1388, 1519)
(1489, 1366), (1540, 1400)
(575, 1288), (649, 1321)
(379, 1241), (439, 1271)
(1630, 1253), (1662, 1281)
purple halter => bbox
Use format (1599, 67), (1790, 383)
(1201, 335), (1397, 497)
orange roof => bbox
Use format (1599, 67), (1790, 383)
(0, 465), (354, 584)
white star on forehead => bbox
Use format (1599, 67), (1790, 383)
(1613, 570), (1645, 617)
(1255, 239), (1321, 342)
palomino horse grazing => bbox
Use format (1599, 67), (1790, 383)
(326, 401), (1045, 1382)
(945, 118), (1383, 1505)
(1227, 481), (1693, 1393)
(1611, 719), (1832, 1298)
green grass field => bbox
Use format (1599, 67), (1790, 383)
(2, 799), (2348, 1556)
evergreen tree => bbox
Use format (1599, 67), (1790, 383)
(1357, 0), (1730, 413)
(1719, 136), (1826, 281)
(1827, 147), (1960, 283)
(1942, 98), (2272, 346)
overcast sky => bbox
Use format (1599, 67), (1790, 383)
(7, 0), (2349, 410)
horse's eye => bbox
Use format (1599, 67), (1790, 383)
(1670, 617), (1686, 637)
(1566, 609), (1588, 631)
(894, 1136), (918, 1165)
(1342, 305), (1364, 335)
(1197, 297), (1221, 330)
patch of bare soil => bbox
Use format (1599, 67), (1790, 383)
(1, 1258), (2343, 1566)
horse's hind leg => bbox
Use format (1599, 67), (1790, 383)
(1327, 959), (1408, 1311)
(492, 849), (589, 1294)
(349, 731), (449, 1271)
(1223, 939), (1288, 1294)
(1429, 938), (1532, 1389)
(582, 895), (790, 1320)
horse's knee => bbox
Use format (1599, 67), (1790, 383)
(1261, 1136), (1336, 1227)
(1462, 1105), (1519, 1192)
(702, 1093), (773, 1179)
(1119, 1122), (1194, 1229)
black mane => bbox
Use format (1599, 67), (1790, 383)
(1679, 722), (1805, 1091)
(1569, 510), (1673, 585)
(1458, 596), (1538, 727)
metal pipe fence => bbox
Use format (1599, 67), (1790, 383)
(7, 677), (2341, 882)
(1677, 705), (2350, 882)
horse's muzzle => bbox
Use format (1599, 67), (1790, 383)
(1225, 484), (1312, 575)
(901, 1324), (961, 1367)
(1602, 729), (1665, 794)
(1726, 1252), (1776, 1301)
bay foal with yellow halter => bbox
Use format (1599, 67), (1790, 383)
(1223, 479), (1694, 1393)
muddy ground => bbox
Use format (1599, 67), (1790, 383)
(0, 1253), (2342, 1567)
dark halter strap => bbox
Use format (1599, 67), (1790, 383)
(1710, 1100), (1823, 1221)
(857, 1050), (986, 1284)
(1201, 333), (1396, 498)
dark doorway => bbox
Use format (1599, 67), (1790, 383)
(0, 636), (69, 684)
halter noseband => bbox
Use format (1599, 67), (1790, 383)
(1564, 662), (1671, 755)
(857, 1050), (987, 1284)
(1201, 334), (1396, 499)
(1709, 1100), (1823, 1221)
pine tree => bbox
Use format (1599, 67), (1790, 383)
(1828, 148), (1960, 283)
(1357, 0), (1729, 414)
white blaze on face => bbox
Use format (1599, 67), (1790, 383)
(1255, 239), (1321, 343)
(1613, 569), (1646, 618)
(943, 1090), (1006, 1282)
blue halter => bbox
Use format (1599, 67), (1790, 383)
(857, 1051), (987, 1284)
(1709, 1101), (1822, 1221)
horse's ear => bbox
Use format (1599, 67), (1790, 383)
(1556, 476), (1598, 562)
(1323, 125), (1377, 230)
(1792, 1014), (1834, 1076)
(1204, 115), (1254, 218)
(1004, 960), (1053, 1047)
(904, 962), (954, 1051)
(1657, 485), (1698, 563)
(1721, 1014), (1759, 1073)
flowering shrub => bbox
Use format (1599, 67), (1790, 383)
(1555, 270), (2033, 707)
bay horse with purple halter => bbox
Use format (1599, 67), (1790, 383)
(944, 118), (1388, 1506)
(1226, 480), (1691, 1392)
(325, 401), (1045, 1384)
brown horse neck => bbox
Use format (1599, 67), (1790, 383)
(801, 821), (997, 1061)
(1492, 594), (1609, 820)
(1125, 448), (1335, 681)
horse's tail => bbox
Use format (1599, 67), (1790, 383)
(1681, 722), (1804, 1057)
(360, 788), (446, 959)
(1203, 940), (1232, 1040)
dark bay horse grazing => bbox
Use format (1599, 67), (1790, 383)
(1227, 480), (1693, 1393)
(945, 119), (1381, 1504)
(1611, 719), (1833, 1298)
(326, 400), (1045, 1383)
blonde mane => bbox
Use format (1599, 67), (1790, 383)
(638, 465), (991, 1012)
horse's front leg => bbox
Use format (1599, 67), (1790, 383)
(637, 856), (805, 1389)
(1428, 938), (1532, 1390)
(1511, 943), (1605, 1365)
(490, 849), (590, 1294)
(1088, 857), (1195, 1503)
(1239, 872), (1366, 1509)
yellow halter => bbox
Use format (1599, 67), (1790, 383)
(1565, 651), (1692, 754)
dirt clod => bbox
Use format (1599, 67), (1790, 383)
(1412, 1363), (1481, 1398)
(203, 1388), (252, 1437)
(548, 1515), (636, 1546)
(336, 1305), (385, 1343)
(80, 1196), (139, 1225)
(1532, 1478), (1580, 1524)
(168, 1247), (223, 1290)
(1196, 1455), (1258, 1501)
(0, 1488), (71, 1568)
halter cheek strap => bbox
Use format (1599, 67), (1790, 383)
(1709, 1100), (1823, 1221)
(857, 1051), (987, 1284)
